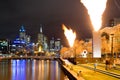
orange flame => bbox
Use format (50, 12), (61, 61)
(62, 24), (76, 47)
(81, 0), (107, 31)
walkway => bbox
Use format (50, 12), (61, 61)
(62, 59), (85, 80)
(61, 58), (119, 80)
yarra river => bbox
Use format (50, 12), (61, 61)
(0, 59), (66, 80)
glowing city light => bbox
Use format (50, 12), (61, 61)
(81, 0), (107, 31)
(62, 24), (76, 47)
(38, 46), (42, 52)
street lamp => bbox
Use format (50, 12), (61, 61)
(110, 34), (114, 58)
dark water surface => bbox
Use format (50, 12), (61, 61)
(0, 59), (66, 80)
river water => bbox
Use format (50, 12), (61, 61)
(0, 59), (67, 80)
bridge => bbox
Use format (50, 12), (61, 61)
(0, 56), (58, 60)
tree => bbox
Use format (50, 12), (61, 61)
(101, 32), (110, 55)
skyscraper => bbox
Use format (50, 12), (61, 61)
(37, 25), (48, 52)
(38, 26), (44, 44)
(11, 25), (32, 54)
(19, 25), (26, 40)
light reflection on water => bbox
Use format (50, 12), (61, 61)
(0, 59), (66, 80)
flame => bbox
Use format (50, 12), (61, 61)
(81, 0), (107, 31)
(62, 24), (76, 47)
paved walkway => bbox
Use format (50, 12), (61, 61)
(61, 58), (119, 80)
(62, 59), (85, 80)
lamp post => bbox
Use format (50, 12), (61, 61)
(74, 46), (77, 64)
(110, 34), (114, 58)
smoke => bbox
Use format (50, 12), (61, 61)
(114, 0), (120, 10)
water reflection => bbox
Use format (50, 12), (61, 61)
(0, 59), (66, 80)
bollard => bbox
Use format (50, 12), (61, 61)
(66, 64), (68, 67)
(64, 75), (69, 80)
(77, 71), (81, 76)
(70, 66), (73, 70)
(63, 61), (65, 65)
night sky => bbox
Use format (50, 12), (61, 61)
(0, 0), (120, 46)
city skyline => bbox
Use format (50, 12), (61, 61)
(0, 0), (120, 45)
(1, 1), (120, 80)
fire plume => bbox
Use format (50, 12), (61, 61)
(81, 0), (107, 31)
(62, 24), (76, 47)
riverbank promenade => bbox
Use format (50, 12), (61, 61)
(1, 56), (120, 80)
(62, 58), (120, 80)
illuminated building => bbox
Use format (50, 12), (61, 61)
(11, 25), (33, 54)
(19, 25), (26, 40)
(0, 39), (9, 54)
(100, 24), (120, 58)
(50, 37), (61, 52)
(37, 25), (62, 53)
(109, 18), (120, 27)
(37, 25), (48, 52)
(54, 38), (61, 51)
(38, 27), (44, 44)
(50, 37), (55, 52)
